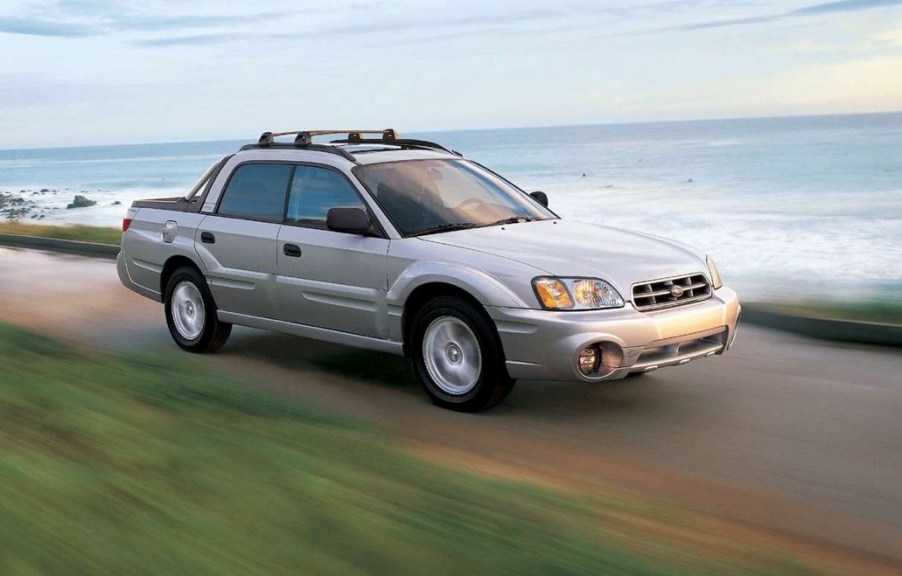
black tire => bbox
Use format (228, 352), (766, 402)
(164, 266), (232, 353)
(411, 296), (516, 412)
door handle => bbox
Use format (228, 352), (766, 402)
(200, 231), (215, 244)
(283, 243), (302, 257)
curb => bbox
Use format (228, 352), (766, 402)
(743, 304), (902, 348)
(0, 233), (119, 259)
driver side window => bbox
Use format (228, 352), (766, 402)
(286, 165), (367, 229)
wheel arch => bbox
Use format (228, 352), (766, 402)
(160, 255), (204, 295)
(401, 282), (503, 358)
(389, 262), (530, 357)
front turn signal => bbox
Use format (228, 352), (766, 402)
(533, 278), (575, 310)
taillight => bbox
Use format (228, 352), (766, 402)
(122, 207), (137, 232)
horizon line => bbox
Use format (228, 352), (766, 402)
(2, 109), (901, 153)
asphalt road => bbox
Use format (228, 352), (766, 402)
(3, 246), (902, 567)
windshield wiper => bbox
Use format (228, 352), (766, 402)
(411, 222), (480, 237)
(486, 216), (542, 227)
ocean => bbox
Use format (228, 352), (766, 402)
(2, 113), (900, 301)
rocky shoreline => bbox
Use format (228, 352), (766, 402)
(0, 189), (109, 220)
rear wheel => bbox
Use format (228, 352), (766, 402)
(164, 266), (231, 353)
(411, 296), (515, 412)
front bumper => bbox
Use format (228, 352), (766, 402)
(487, 287), (740, 382)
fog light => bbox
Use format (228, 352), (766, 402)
(577, 346), (600, 375)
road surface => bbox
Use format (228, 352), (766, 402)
(2, 246), (901, 569)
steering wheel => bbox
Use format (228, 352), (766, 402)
(456, 197), (487, 212)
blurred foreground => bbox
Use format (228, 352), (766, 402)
(0, 322), (853, 575)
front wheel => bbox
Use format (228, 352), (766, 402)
(164, 266), (232, 353)
(412, 296), (515, 412)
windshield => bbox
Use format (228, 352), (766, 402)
(355, 159), (554, 236)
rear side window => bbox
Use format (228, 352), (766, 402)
(218, 163), (293, 222)
(286, 165), (367, 228)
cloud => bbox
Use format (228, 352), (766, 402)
(130, 8), (566, 49)
(306, 9), (563, 37)
(623, 0), (902, 35)
(115, 13), (280, 32)
(132, 33), (235, 47)
(675, 14), (779, 31)
(793, 0), (902, 16)
(0, 2), (279, 39)
(0, 16), (96, 37)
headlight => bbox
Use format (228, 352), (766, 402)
(532, 277), (624, 310)
(706, 256), (723, 290)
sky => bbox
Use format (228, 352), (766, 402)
(0, 0), (901, 148)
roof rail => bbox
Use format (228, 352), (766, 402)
(239, 141), (356, 161)
(329, 137), (461, 157)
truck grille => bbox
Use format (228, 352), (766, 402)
(632, 273), (711, 312)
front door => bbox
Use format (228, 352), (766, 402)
(275, 165), (390, 338)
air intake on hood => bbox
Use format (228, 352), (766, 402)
(632, 273), (711, 312)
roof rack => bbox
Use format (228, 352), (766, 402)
(244, 129), (460, 160)
(257, 129), (398, 147)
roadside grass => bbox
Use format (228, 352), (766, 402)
(0, 323), (851, 575)
(0, 221), (121, 245)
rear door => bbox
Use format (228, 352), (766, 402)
(275, 164), (390, 338)
(195, 162), (292, 319)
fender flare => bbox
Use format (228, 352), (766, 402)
(387, 260), (530, 309)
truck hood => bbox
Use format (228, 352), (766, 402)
(419, 219), (709, 291)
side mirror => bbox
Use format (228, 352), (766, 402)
(326, 207), (371, 235)
(529, 191), (549, 208)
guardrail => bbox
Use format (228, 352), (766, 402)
(0, 233), (119, 259)
(743, 304), (901, 348)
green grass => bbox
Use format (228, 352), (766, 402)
(0, 222), (121, 245)
(0, 324), (837, 575)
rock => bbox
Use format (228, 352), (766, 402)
(111, 201), (122, 206)
(40, 188), (49, 193)
(66, 195), (97, 209)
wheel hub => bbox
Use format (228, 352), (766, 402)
(422, 316), (482, 396)
(171, 281), (206, 341)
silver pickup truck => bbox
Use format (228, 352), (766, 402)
(118, 129), (740, 411)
